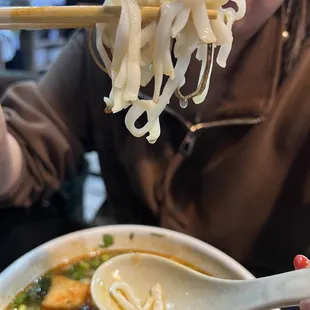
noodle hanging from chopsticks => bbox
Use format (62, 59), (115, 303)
(92, 0), (246, 143)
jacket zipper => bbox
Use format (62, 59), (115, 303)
(165, 106), (264, 156)
(139, 93), (264, 157)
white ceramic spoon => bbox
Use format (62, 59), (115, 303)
(91, 252), (310, 310)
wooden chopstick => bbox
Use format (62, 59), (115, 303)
(0, 23), (92, 30)
(0, 5), (218, 30)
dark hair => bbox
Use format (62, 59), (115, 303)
(283, 0), (307, 74)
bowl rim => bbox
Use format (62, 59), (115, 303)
(0, 225), (255, 281)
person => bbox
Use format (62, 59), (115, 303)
(0, 0), (309, 302)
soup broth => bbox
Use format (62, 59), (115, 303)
(7, 249), (209, 310)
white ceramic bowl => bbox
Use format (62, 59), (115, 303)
(0, 225), (255, 309)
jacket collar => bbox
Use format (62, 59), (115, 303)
(213, 6), (285, 121)
(161, 6), (286, 136)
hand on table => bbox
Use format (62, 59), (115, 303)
(294, 255), (310, 310)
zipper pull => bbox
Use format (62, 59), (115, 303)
(179, 131), (196, 157)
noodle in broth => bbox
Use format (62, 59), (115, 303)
(7, 249), (210, 310)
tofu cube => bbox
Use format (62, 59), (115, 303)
(42, 275), (89, 309)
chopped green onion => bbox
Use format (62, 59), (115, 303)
(89, 257), (101, 269)
(99, 234), (114, 248)
(78, 260), (90, 271)
(71, 269), (86, 281)
(101, 254), (111, 262)
(14, 293), (28, 305)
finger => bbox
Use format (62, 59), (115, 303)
(294, 255), (310, 270)
(300, 299), (310, 310)
(0, 105), (8, 145)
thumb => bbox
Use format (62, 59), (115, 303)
(294, 255), (310, 270)
(294, 255), (310, 310)
(300, 300), (310, 310)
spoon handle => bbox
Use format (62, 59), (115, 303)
(233, 268), (310, 310)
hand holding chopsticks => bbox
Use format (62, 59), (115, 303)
(0, 5), (218, 30)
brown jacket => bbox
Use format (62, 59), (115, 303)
(1, 5), (310, 276)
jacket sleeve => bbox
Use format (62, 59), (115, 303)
(0, 30), (93, 207)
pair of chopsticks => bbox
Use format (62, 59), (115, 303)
(0, 5), (218, 30)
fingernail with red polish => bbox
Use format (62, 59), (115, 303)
(294, 255), (309, 270)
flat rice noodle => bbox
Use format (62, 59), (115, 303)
(111, 0), (130, 76)
(153, 2), (182, 102)
(171, 7), (191, 38)
(96, 0), (246, 143)
(124, 0), (142, 101)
